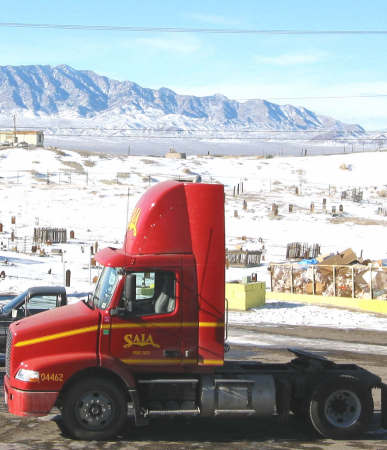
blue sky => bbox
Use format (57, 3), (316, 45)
(1, 0), (387, 129)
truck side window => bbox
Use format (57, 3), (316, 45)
(123, 271), (175, 316)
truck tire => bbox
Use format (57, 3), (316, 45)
(308, 376), (373, 439)
(61, 377), (128, 440)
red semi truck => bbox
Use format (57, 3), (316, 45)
(4, 180), (387, 440)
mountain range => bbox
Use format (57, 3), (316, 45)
(0, 64), (364, 138)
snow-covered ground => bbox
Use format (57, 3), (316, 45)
(0, 146), (386, 331)
(229, 299), (387, 331)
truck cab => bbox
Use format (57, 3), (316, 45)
(3, 181), (386, 441)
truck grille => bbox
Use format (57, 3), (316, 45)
(5, 329), (12, 377)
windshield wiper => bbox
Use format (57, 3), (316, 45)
(82, 298), (92, 310)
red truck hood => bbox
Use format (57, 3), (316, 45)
(10, 301), (100, 361)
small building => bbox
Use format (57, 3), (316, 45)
(165, 148), (186, 159)
(0, 130), (44, 147)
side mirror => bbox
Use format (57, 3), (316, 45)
(123, 274), (136, 313)
(110, 307), (128, 318)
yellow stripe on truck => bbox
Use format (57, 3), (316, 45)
(121, 358), (197, 365)
(14, 326), (98, 348)
(201, 359), (224, 365)
(105, 322), (223, 330)
(14, 322), (224, 348)
(107, 322), (197, 329)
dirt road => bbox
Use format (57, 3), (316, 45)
(1, 325), (387, 449)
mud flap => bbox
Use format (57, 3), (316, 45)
(381, 384), (387, 429)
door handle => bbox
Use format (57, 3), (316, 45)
(163, 349), (181, 358)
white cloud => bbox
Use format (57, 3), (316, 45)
(254, 52), (326, 66)
(135, 37), (201, 54)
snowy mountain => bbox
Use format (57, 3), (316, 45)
(0, 64), (364, 137)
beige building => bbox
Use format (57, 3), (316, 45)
(165, 148), (186, 159)
(0, 130), (44, 147)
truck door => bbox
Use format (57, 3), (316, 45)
(109, 270), (185, 367)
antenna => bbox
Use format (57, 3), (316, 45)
(13, 114), (17, 145)
(125, 187), (130, 234)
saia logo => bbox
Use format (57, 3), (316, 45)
(123, 333), (160, 349)
(128, 207), (141, 237)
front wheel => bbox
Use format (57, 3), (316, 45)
(309, 376), (373, 439)
(61, 377), (128, 440)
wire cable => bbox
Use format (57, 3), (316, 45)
(0, 125), (367, 133)
(41, 133), (385, 141)
(1, 22), (387, 35)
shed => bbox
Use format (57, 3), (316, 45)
(165, 148), (186, 159)
(0, 130), (44, 147)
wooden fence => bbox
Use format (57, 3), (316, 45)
(226, 250), (262, 267)
(286, 242), (320, 260)
(341, 188), (363, 202)
(33, 228), (67, 244)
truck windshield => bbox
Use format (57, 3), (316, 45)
(93, 267), (122, 310)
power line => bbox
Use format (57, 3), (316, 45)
(1, 22), (387, 35)
(43, 133), (386, 141)
(1, 125), (383, 140)
(0, 125), (367, 133)
(263, 94), (387, 101)
(225, 93), (387, 101)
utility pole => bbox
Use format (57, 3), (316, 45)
(128, 145), (131, 156)
(13, 114), (17, 146)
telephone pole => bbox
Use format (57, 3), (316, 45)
(13, 114), (17, 146)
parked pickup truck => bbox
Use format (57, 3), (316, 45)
(0, 286), (67, 358)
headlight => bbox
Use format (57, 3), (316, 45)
(15, 368), (40, 383)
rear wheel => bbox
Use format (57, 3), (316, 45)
(308, 376), (373, 439)
(61, 377), (128, 440)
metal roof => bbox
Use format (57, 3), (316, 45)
(0, 130), (43, 135)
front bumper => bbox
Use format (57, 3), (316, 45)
(4, 375), (58, 417)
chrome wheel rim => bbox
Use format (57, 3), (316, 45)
(324, 389), (361, 428)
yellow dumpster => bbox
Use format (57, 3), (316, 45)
(225, 281), (266, 311)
